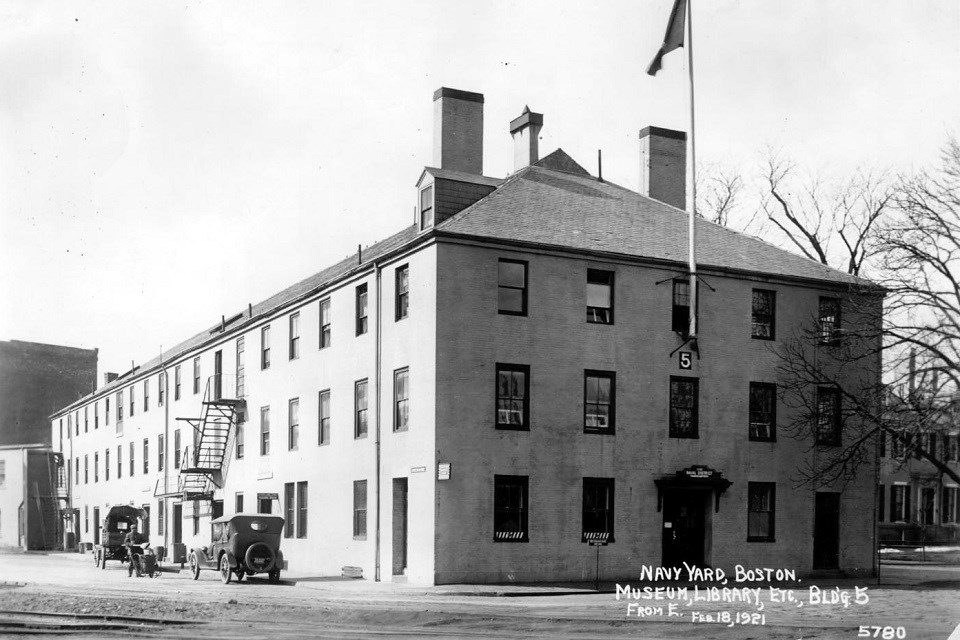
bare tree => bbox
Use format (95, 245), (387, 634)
(773, 137), (960, 486)
(760, 150), (892, 277)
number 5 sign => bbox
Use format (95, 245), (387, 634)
(678, 351), (693, 370)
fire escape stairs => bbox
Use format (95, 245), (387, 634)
(176, 377), (244, 502)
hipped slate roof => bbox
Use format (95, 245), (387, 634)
(54, 148), (866, 416)
(437, 149), (865, 287)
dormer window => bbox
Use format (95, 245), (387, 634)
(419, 185), (434, 230)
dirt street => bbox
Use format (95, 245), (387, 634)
(1, 552), (958, 639)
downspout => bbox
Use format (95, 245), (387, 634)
(374, 261), (383, 582)
(162, 359), (170, 553)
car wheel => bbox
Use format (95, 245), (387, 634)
(189, 553), (201, 581)
(219, 554), (232, 584)
(268, 568), (281, 584)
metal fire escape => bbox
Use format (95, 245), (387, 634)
(176, 375), (244, 501)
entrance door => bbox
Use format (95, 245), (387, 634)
(813, 492), (840, 569)
(172, 503), (182, 544)
(213, 350), (223, 400)
(662, 490), (706, 568)
(93, 507), (100, 545)
(392, 478), (408, 576)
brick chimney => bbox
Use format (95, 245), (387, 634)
(639, 126), (686, 210)
(509, 106), (543, 171)
(433, 87), (484, 175)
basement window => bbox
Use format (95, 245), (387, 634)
(419, 185), (434, 230)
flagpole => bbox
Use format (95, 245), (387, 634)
(686, 0), (698, 341)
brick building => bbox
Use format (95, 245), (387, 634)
(50, 87), (879, 584)
(0, 340), (98, 446)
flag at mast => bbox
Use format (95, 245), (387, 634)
(647, 0), (699, 345)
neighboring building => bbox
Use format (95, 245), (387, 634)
(0, 444), (66, 550)
(0, 339), (98, 446)
(878, 381), (960, 543)
(50, 87), (880, 584)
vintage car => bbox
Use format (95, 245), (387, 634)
(189, 514), (285, 584)
(94, 505), (147, 570)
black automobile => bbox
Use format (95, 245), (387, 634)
(94, 505), (147, 570)
(188, 514), (285, 583)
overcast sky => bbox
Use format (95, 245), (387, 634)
(1, 0), (958, 378)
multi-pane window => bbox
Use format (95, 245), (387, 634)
(284, 483), (295, 538)
(75, 458), (79, 485)
(920, 488), (935, 525)
(84, 454), (88, 483)
(892, 432), (906, 459)
(235, 337), (245, 398)
(235, 492), (244, 513)
(297, 481), (308, 538)
(356, 284), (369, 335)
(394, 368), (409, 432)
(496, 364), (530, 430)
(174, 429), (181, 469)
(158, 502), (165, 535)
(497, 259), (528, 316)
(890, 485), (910, 522)
(748, 383), (776, 441)
(117, 390), (124, 424)
(586, 269), (614, 324)
(942, 487), (958, 524)
(669, 377), (699, 438)
(69, 414), (74, 436)
(494, 475), (529, 542)
(289, 312), (300, 360)
(158, 434), (165, 472)
(129, 441), (135, 477)
(747, 482), (776, 542)
(318, 390), (331, 445)
(236, 420), (244, 459)
(94, 452), (99, 483)
(751, 289), (776, 339)
(159, 372), (165, 406)
(355, 380), (369, 438)
(288, 398), (300, 451)
(174, 365), (182, 400)
(193, 357), (201, 394)
(143, 438), (149, 474)
(261, 326), (271, 370)
(818, 297), (841, 344)
(319, 299), (331, 349)
(105, 448), (110, 481)
(672, 278), (691, 334)
(419, 185), (434, 230)
(584, 371), (615, 434)
(84, 407), (88, 432)
(94, 403), (99, 429)
(130, 386), (136, 417)
(816, 386), (841, 446)
(105, 398), (110, 426)
(353, 480), (367, 539)
(878, 484), (885, 522)
(921, 432), (938, 459)
(144, 379), (149, 412)
(117, 444), (122, 478)
(582, 478), (615, 543)
(260, 406), (271, 455)
(396, 265), (409, 321)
